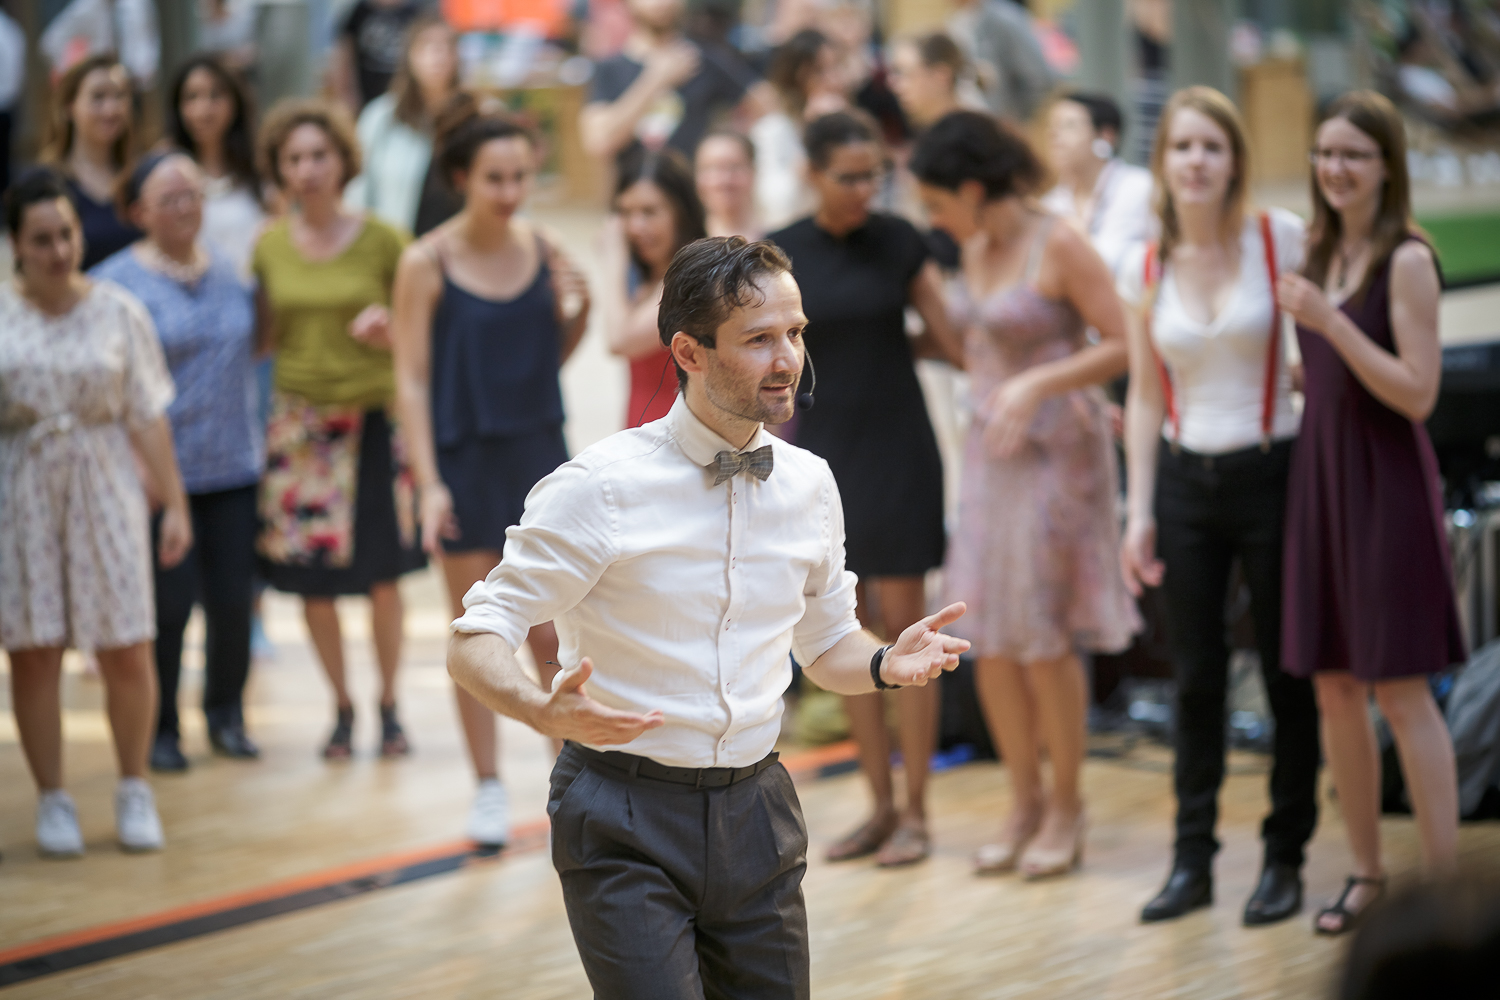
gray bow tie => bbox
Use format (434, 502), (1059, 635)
(711, 445), (774, 485)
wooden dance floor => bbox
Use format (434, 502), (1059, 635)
(3, 567), (1498, 999)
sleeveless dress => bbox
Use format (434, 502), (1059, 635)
(1282, 239), (1465, 679)
(430, 237), (570, 554)
(943, 224), (1140, 661)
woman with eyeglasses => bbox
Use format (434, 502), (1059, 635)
(768, 110), (963, 868)
(1277, 90), (1463, 936)
(93, 153), (266, 772)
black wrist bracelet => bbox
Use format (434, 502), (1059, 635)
(871, 645), (901, 690)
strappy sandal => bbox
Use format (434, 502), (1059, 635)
(379, 704), (410, 758)
(322, 706), (354, 760)
(876, 825), (931, 867)
(1314, 874), (1386, 936)
(825, 814), (898, 862)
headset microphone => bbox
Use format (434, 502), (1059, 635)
(796, 349), (817, 411)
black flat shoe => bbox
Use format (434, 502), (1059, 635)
(1141, 866), (1213, 923)
(209, 723), (261, 760)
(1243, 862), (1303, 926)
(150, 733), (189, 772)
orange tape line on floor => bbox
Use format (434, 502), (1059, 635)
(0, 740), (857, 966)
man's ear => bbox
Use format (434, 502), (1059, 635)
(670, 331), (706, 377)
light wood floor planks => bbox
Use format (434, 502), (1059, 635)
(4, 566), (1499, 999)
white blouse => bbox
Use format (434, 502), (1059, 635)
(201, 175), (265, 282)
(1041, 159), (1156, 278)
(453, 396), (862, 769)
(1118, 207), (1306, 456)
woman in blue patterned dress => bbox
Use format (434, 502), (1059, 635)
(94, 153), (266, 771)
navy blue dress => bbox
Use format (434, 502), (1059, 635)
(430, 239), (569, 554)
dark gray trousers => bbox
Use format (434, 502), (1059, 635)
(548, 743), (811, 1000)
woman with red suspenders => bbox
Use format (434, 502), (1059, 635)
(1119, 87), (1322, 926)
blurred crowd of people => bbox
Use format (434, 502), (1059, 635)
(0, 0), (1474, 946)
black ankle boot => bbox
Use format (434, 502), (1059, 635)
(1141, 865), (1213, 922)
(150, 733), (189, 772)
(1243, 862), (1303, 926)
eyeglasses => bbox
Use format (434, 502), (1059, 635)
(153, 190), (204, 211)
(830, 168), (887, 188)
(1309, 148), (1381, 166)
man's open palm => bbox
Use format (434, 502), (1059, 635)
(884, 602), (970, 687)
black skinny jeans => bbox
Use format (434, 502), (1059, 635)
(1154, 440), (1321, 871)
(153, 484), (259, 737)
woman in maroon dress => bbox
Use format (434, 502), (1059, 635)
(1277, 90), (1464, 936)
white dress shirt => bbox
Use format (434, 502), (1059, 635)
(453, 396), (863, 768)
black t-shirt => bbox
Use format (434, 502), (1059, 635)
(342, 0), (430, 108)
(588, 41), (758, 161)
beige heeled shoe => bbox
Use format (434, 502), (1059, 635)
(1018, 809), (1087, 880)
(973, 812), (1042, 876)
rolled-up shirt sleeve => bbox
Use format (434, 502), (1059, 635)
(452, 462), (619, 651)
(791, 469), (861, 665)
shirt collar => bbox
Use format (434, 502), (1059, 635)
(665, 395), (770, 469)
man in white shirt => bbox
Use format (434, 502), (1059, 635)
(449, 236), (968, 999)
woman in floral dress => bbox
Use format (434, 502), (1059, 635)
(1, 168), (192, 857)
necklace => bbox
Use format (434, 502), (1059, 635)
(138, 241), (211, 285)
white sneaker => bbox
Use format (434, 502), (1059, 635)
(37, 790), (84, 858)
(466, 779), (509, 848)
(115, 778), (164, 852)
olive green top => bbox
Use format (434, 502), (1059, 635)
(253, 216), (408, 408)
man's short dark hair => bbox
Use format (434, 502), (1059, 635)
(1060, 91), (1125, 140)
(658, 237), (794, 391)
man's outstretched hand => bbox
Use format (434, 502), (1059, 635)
(535, 658), (665, 746)
(882, 602), (970, 687)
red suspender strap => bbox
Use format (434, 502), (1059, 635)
(1257, 211), (1280, 451)
(1142, 244), (1179, 446)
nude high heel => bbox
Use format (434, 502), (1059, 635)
(973, 811), (1042, 876)
(1018, 809), (1086, 880)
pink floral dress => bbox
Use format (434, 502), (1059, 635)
(0, 280), (175, 650)
(943, 228), (1140, 662)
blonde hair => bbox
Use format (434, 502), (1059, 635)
(1149, 86), (1250, 271)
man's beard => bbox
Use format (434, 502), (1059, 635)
(702, 356), (798, 427)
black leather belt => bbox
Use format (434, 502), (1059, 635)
(568, 742), (779, 789)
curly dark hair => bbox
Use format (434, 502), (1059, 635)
(256, 98), (361, 191)
(909, 109), (1044, 200)
(658, 236), (793, 391)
